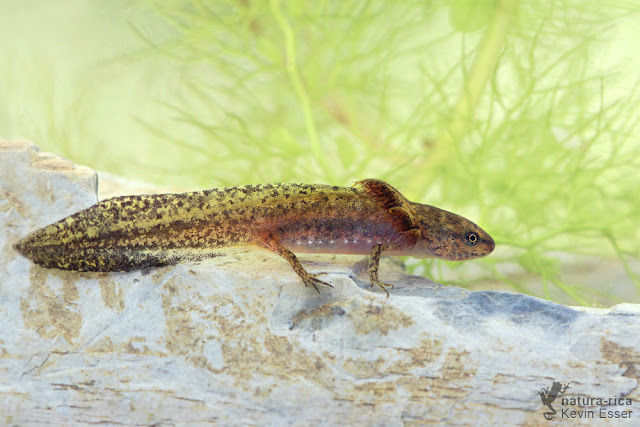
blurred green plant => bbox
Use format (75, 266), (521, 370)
(2, 0), (639, 306)
(127, 0), (639, 305)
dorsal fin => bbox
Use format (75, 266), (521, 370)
(355, 179), (420, 233)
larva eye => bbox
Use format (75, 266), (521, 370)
(465, 232), (479, 245)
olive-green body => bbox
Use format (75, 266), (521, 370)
(14, 179), (494, 293)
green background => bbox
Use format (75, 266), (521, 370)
(2, 0), (639, 306)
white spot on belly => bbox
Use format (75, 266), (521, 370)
(296, 241), (302, 245)
(329, 240), (335, 244)
(366, 238), (372, 243)
(308, 240), (313, 245)
(344, 239), (349, 244)
(352, 239), (358, 244)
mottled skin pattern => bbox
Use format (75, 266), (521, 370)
(14, 179), (495, 296)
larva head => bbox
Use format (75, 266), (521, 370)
(409, 202), (494, 260)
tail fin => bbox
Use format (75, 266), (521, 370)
(14, 237), (184, 272)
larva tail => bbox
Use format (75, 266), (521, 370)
(13, 192), (207, 272)
(14, 237), (180, 272)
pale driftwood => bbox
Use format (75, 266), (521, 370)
(1, 139), (638, 425)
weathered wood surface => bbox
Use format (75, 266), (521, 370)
(1, 139), (638, 425)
